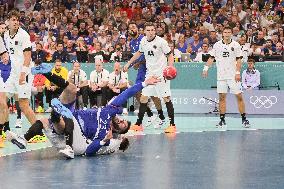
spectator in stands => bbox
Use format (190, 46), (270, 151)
(89, 41), (107, 62)
(194, 43), (210, 62)
(45, 40), (57, 62)
(254, 31), (266, 49)
(190, 32), (202, 53)
(261, 39), (276, 56)
(108, 62), (129, 114)
(110, 43), (123, 62)
(78, 21), (88, 37)
(32, 43), (47, 62)
(177, 34), (187, 53)
(43, 29), (56, 45)
(209, 30), (218, 47)
(68, 61), (89, 109)
(31, 34), (42, 51)
(89, 58), (109, 107)
(242, 59), (260, 90)
(75, 37), (88, 63)
(70, 26), (79, 41)
(169, 42), (182, 62)
(98, 28), (107, 47)
(274, 41), (283, 56)
(52, 42), (69, 63)
(45, 59), (68, 112)
(185, 44), (197, 61)
(66, 40), (77, 62)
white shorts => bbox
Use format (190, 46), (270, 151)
(217, 79), (242, 94)
(3, 72), (33, 99)
(72, 117), (89, 156)
(142, 77), (171, 98)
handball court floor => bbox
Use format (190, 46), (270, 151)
(1, 113), (284, 189)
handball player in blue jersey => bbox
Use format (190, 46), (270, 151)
(124, 22), (165, 131)
(7, 63), (161, 158)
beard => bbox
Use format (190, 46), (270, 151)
(129, 30), (138, 37)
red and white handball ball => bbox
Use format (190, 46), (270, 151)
(163, 66), (177, 80)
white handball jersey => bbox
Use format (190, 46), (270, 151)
(139, 35), (171, 77)
(3, 27), (32, 74)
(210, 40), (242, 80)
(0, 37), (7, 55)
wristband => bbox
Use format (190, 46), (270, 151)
(142, 82), (146, 87)
(236, 71), (240, 75)
(100, 141), (106, 146)
(21, 66), (30, 74)
(203, 65), (209, 71)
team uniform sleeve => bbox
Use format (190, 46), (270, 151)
(235, 43), (243, 60)
(0, 37), (7, 55)
(138, 40), (144, 53)
(209, 44), (216, 58)
(85, 139), (110, 156)
(160, 39), (171, 55)
(22, 31), (32, 52)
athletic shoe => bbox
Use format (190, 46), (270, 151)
(154, 118), (166, 129)
(216, 120), (226, 128)
(31, 63), (52, 75)
(28, 134), (47, 143)
(145, 114), (157, 127)
(59, 145), (74, 159)
(122, 108), (128, 115)
(15, 118), (22, 128)
(164, 124), (177, 133)
(0, 136), (4, 148)
(36, 106), (45, 113)
(51, 98), (73, 119)
(6, 131), (27, 149)
(242, 119), (250, 128)
(45, 107), (52, 113)
(129, 124), (144, 131)
(2, 131), (6, 140)
(134, 109), (139, 115)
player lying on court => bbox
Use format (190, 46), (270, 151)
(7, 63), (161, 158)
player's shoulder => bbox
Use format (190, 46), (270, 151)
(140, 36), (147, 44)
(231, 40), (241, 46)
(212, 40), (222, 48)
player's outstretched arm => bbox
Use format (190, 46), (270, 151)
(167, 53), (174, 67)
(109, 76), (161, 107)
(123, 51), (142, 72)
(202, 57), (215, 78)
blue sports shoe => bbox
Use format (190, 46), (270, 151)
(31, 63), (52, 75)
(51, 98), (73, 119)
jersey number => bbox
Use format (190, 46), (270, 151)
(222, 52), (229, 57)
(10, 48), (14, 54)
(148, 51), (154, 56)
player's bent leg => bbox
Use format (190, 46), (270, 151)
(59, 83), (77, 105)
(151, 96), (165, 128)
(235, 93), (250, 128)
(51, 98), (73, 119)
(217, 93), (227, 128)
(18, 98), (37, 125)
(130, 95), (149, 131)
(163, 96), (176, 133)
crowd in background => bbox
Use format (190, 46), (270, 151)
(0, 0), (283, 112)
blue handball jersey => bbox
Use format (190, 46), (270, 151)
(0, 61), (11, 82)
(71, 82), (145, 155)
(129, 35), (147, 84)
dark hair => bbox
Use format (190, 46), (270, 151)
(223, 26), (232, 32)
(144, 22), (154, 29)
(8, 9), (20, 19)
(119, 137), (130, 152)
(118, 121), (131, 134)
(247, 58), (255, 63)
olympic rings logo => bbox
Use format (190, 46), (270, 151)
(249, 96), (277, 109)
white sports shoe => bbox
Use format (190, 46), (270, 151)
(45, 107), (52, 113)
(6, 130), (27, 149)
(134, 109), (139, 115)
(122, 108), (128, 115)
(15, 118), (22, 128)
(145, 114), (157, 127)
(59, 145), (74, 159)
(154, 118), (166, 129)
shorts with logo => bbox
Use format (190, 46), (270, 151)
(4, 72), (33, 99)
(142, 77), (171, 98)
(217, 79), (242, 94)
